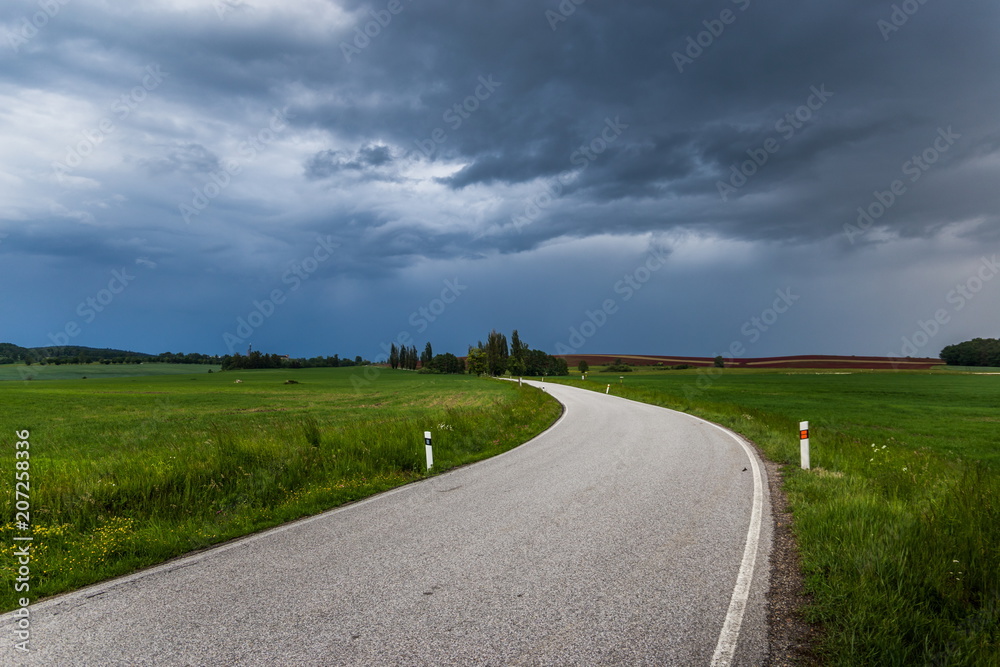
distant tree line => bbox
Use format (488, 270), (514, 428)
(150, 352), (218, 364)
(0, 343), (161, 366)
(37, 355), (150, 366)
(466, 329), (568, 377)
(386, 342), (466, 374)
(30, 351), (220, 366)
(3, 334), (569, 378)
(0, 342), (382, 371)
(0, 343), (227, 366)
(221, 351), (370, 371)
(940, 338), (1000, 367)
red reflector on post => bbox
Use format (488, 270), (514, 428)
(800, 429), (809, 440)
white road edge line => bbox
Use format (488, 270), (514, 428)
(535, 381), (766, 665)
(702, 420), (764, 667)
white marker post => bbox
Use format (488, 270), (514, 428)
(799, 421), (810, 470)
(519, 377), (522, 387)
(606, 384), (610, 394)
(424, 431), (433, 470)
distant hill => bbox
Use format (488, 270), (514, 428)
(0, 343), (29, 361)
(0, 343), (153, 364)
(559, 354), (943, 370)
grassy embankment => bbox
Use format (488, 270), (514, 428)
(551, 368), (999, 666)
(0, 367), (561, 610)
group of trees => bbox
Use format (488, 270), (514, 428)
(422, 352), (465, 374)
(0, 343), (27, 365)
(388, 343), (420, 370)
(221, 352), (369, 371)
(940, 338), (1000, 367)
(602, 358), (633, 372)
(150, 352), (217, 364)
(466, 329), (568, 377)
(0, 342), (383, 371)
(388, 342), (466, 374)
(0, 343), (228, 366)
(299, 355), (367, 368)
(0, 344), (159, 366)
(39, 355), (150, 366)
(222, 352), (288, 370)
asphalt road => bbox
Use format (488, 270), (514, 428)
(2, 380), (771, 666)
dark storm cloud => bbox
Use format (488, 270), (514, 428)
(9, 0), (991, 248)
(281, 0), (997, 248)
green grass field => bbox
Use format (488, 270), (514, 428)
(0, 367), (561, 611)
(553, 368), (999, 665)
(4, 363), (996, 663)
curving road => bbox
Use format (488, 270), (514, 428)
(3, 380), (771, 666)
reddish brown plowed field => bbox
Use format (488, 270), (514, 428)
(560, 354), (943, 370)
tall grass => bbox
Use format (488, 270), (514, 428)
(550, 374), (999, 665)
(0, 372), (560, 610)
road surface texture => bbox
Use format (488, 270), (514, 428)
(3, 380), (772, 666)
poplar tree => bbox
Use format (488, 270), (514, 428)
(485, 329), (509, 376)
(509, 329), (527, 376)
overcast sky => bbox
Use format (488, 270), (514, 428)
(2, 0), (998, 360)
